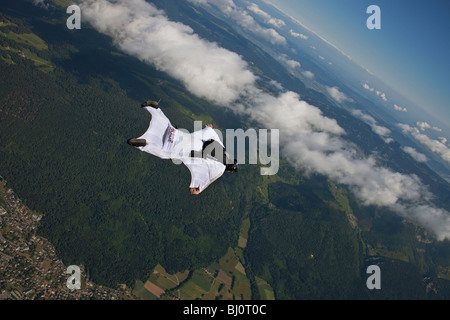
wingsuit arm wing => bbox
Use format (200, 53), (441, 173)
(201, 126), (224, 147)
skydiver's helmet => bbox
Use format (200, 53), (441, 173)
(226, 159), (239, 172)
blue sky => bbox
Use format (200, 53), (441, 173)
(268, 0), (450, 126)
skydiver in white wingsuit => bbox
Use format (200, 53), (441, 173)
(127, 100), (238, 194)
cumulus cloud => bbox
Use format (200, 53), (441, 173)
(32, 0), (50, 9)
(80, 0), (257, 105)
(247, 3), (286, 29)
(394, 104), (407, 112)
(362, 82), (388, 102)
(302, 70), (314, 79)
(402, 146), (428, 163)
(398, 123), (450, 164)
(326, 86), (353, 103)
(416, 121), (442, 132)
(187, 0), (209, 4)
(351, 110), (393, 143)
(362, 82), (374, 92)
(416, 122), (431, 131)
(277, 54), (301, 70)
(376, 91), (387, 102)
(189, 0), (286, 45)
(79, 0), (450, 240)
(289, 29), (308, 40)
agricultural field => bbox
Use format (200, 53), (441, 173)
(133, 246), (256, 300)
(0, 18), (55, 72)
(132, 211), (275, 300)
(132, 219), (275, 300)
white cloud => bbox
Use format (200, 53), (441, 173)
(394, 104), (407, 112)
(351, 110), (393, 143)
(377, 91), (387, 102)
(362, 82), (388, 102)
(416, 121), (431, 131)
(398, 123), (450, 164)
(365, 68), (374, 75)
(268, 80), (283, 91)
(32, 0), (50, 9)
(326, 86), (353, 103)
(187, 0), (209, 4)
(302, 70), (314, 79)
(416, 121), (442, 132)
(79, 0), (450, 241)
(289, 29), (308, 40)
(277, 54), (300, 70)
(247, 3), (286, 29)
(362, 82), (374, 92)
(189, 0), (287, 45)
(402, 146), (428, 163)
(80, 0), (257, 106)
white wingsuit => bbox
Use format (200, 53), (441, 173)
(135, 106), (227, 194)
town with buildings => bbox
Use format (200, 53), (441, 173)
(0, 176), (136, 300)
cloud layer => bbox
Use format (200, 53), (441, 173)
(326, 86), (353, 103)
(402, 146), (428, 163)
(362, 82), (388, 102)
(351, 110), (393, 143)
(289, 29), (308, 40)
(190, 0), (287, 45)
(398, 123), (450, 164)
(394, 104), (407, 112)
(79, 0), (450, 240)
(247, 3), (286, 29)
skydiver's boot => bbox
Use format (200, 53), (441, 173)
(127, 138), (147, 147)
(141, 100), (159, 109)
